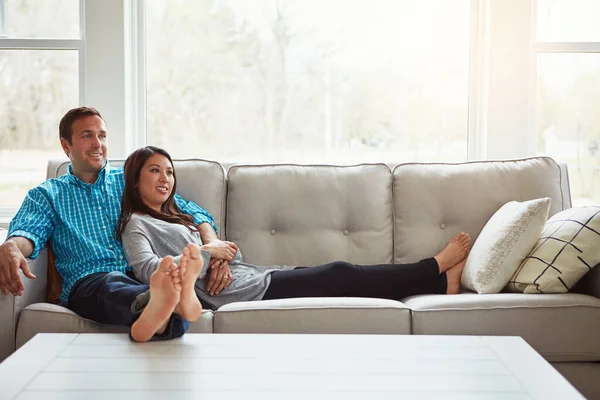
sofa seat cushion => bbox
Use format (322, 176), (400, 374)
(403, 293), (600, 362)
(215, 298), (411, 334)
(16, 303), (214, 349)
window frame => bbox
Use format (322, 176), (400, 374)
(0, 0), (86, 222)
(531, 0), (600, 196)
(7, 0), (562, 222)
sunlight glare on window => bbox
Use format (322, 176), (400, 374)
(146, 0), (471, 164)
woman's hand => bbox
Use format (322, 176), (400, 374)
(206, 259), (232, 296)
(201, 240), (239, 261)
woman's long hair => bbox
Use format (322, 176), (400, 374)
(116, 146), (198, 241)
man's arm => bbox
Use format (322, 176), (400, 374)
(0, 237), (36, 296)
(173, 194), (238, 259)
(197, 222), (238, 260)
(173, 194), (218, 233)
(172, 194), (238, 295)
(1, 187), (55, 296)
(197, 222), (239, 296)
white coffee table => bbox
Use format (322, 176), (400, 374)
(0, 333), (583, 399)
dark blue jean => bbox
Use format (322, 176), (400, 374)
(67, 271), (188, 341)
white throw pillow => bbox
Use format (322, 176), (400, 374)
(507, 206), (600, 293)
(461, 198), (551, 294)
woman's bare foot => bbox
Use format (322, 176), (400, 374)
(434, 232), (471, 273)
(131, 256), (180, 342)
(174, 244), (203, 322)
(446, 258), (467, 294)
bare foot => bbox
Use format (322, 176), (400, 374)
(174, 244), (203, 322)
(131, 256), (180, 342)
(446, 258), (467, 295)
(434, 232), (471, 273)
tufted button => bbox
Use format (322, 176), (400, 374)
(270, 229), (276, 235)
(440, 223), (446, 229)
(343, 229), (349, 236)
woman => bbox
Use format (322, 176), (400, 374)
(117, 146), (470, 312)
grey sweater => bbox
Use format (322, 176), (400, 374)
(121, 213), (292, 310)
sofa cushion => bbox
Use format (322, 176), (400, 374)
(15, 303), (214, 349)
(214, 298), (411, 334)
(508, 205), (600, 294)
(393, 157), (565, 264)
(461, 198), (551, 294)
(226, 164), (393, 266)
(403, 293), (600, 362)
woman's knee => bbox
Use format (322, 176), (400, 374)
(329, 261), (360, 277)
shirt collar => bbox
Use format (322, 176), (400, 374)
(66, 160), (111, 187)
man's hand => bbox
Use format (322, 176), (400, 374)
(201, 239), (239, 261)
(206, 259), (232, 296)
(0, 240), (36, 296)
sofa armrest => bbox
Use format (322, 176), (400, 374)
(0, 249), (48, 362)
(572, 264), (600, 299)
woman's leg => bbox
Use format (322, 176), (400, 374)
(263, 258), (445, 301)
(263, 232), (471, 301)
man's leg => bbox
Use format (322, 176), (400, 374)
(68, 271), (148, 325)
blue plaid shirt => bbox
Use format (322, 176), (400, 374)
(8, 161), (217, 303)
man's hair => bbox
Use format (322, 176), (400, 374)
(115, 146), (197, 241)
(59, 107), (104, 144)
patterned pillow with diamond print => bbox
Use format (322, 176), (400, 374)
(507, 206), (600, 293)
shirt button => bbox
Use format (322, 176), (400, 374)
(98, 206), (102, 210)
(270, 229), (276, 235)
(119, 256), (123, 260)
(102, 226), (106, 229)
(343, 229), (349, 236)
(440, 223), (446, 229)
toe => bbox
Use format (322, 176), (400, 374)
(159, 256), (174, 273)
(186, 244), (201, 259)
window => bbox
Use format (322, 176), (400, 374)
(0, 0), (81, 216)
(535, 0), (600, 205)
(145, 0), (472, 164)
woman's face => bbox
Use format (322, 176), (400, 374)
(137, 153), (174, 212)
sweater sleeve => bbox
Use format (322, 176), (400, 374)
(122, 226), (168, 284)
(122, 216), (212, 284)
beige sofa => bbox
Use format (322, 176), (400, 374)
(1, 156), (599, 398)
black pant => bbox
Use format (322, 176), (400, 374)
(67, 271), (188, 341)
(263, 257), (446, 301)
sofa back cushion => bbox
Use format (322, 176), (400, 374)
(392, 157), (568, 264)
(51, 158), (227, 236)
(226, 164), (393, 266)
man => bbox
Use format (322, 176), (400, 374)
(0, 107), (236, 341)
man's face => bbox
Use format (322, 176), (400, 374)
(60, 115), (108, 181)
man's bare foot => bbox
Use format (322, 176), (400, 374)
(434, 232), (471, 273)
(131, 256), (180, 342)
(174, 244), (203, 322)
(446, 258), (467, 294)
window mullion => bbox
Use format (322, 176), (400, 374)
(0, 0), (6, 38)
